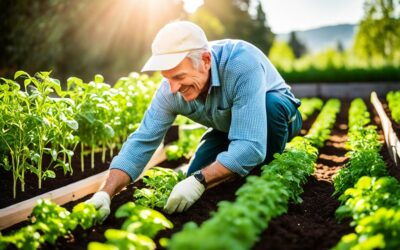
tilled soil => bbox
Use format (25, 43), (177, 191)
(3, 98), (400, 250)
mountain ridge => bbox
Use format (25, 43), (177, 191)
(276, 23), (357, 53)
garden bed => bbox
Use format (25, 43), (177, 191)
(3, 98), (399, 250)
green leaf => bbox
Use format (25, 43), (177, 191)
(43, 170), (56, 180)
(88, 242), (118, 250)
(94, 74), (104, 83)
(14, 70), (30, 79)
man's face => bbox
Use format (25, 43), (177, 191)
(161, 52), (211, 102)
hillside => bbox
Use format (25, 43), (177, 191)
(276, 24), (357, 53)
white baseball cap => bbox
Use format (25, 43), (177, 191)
(141, 21), (209, 72)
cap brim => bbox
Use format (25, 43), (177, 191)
(141, 52), (189, 72)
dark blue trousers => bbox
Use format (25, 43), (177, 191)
(186, 90), (302, 176)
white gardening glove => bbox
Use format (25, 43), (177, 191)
(164, 176), (205, 214)
(85, 191), (111, 223)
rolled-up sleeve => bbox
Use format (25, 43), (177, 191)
(216, 65), (267, 176)
(110, 82), (176, 181)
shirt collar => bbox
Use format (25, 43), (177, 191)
(208, 49), (221, 94)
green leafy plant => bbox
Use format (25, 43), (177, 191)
(88, 202), (172, 250)
(298, 97), (323, 121)
(387, 91), (400, 124)
(0, 199), (101, 249)
(334, 208), (400, 250)
(133, 167), (185, 208)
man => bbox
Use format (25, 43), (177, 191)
(86, 21), (302, 220)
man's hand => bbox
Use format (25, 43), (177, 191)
(85, 191), (111, 223)
(164, 176), (205, 214)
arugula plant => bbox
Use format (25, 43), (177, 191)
(333, 98), (387, 195)
(334, 208), (400, 250)
(133, 167), (185, 208)
(305, 99), (341, 148)
(168, 98), (340, 250)
(88, 202), (172, 250)
(336, 176), (400, 222)
(298, 97), (324, 121)
(0, 199), (101, 249)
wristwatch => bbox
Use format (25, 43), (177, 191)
(193, 170), (207, 188)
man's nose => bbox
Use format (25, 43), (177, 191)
(169, 81), (181, 94)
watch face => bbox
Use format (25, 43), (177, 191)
(194, 170), (205, 182)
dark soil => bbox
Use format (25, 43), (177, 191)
(0, 148), (112, 209)
(3, 98), (400, 250)
(0, 128), (179, 209)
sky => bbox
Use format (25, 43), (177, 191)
(184, 0), (365, 34)
(262, 0), (365, 33)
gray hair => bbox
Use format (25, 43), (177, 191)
(186, 46), (210, 70)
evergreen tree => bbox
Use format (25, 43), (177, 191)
(288, 31), (307, 58)
(336, 40), (345, 52)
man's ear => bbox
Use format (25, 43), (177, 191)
(201, 51), (212, 71)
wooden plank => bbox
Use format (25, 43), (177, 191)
(0, 144), (167, 230)
(370, 91), (400, 165)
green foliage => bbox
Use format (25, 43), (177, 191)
(195, 0), (274, 54)
(133, 167), (185, 209)
(165, 124), (206, 161)
(386, 90), (400, 124)
(333, 98), (387, 195)
(298, 98), (323, 121)
(0, 70), (158, 197)
(168, 136), (319, 250)
(333, 98), (400, 250)
(268, 41), (296, 71)
(168, 95), (341, 249)
(353, 0), (400, 64)
(336, 176), (400, 222)
(115, 202), (173, 238)
(334, 208), (400, 250)
(0, 199), (101, 249)
(0, 0), (184, 82)
(305, 99), (341, 148)
(89, 202), (173, 250)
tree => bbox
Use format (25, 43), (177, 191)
(194, 0), (275, 54)
(249, 2), (275, 53)
(288, 31), (307, 58)
(353, 0), (400, 64)
(0, 0), (185, 82)
(336, 40), (345, 52)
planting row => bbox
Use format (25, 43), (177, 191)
(333, 98), (400, 249)
(167, 99), (340, 250)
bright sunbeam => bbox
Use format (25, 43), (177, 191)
(183, 0), (204, 13)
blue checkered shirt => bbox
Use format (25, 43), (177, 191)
(110, 39), (299, 181)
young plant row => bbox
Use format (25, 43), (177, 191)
(165, 116), (205, 161)
(167, 99), (341, 250)
(298, 97), (324, 121)
(334, 177), (400, 250)
(89, 167), (184, 249)
(305, 98), (341, 148)
(0, 199), (101, 249)
(386, 90), (400, 124)
(0, 71), (158, 198)
(333, 98), (400, 249)
(333, 98), (386, 195)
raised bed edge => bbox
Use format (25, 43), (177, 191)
(0, 144), (167, 230)
(370, 91), (400, 166)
